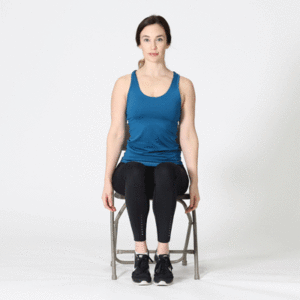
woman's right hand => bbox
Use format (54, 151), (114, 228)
(102, 181), (117, 212)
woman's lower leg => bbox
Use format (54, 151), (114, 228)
(135, 241), (148, 253)
(123, 162), (150, 253)
(135, 241), (169, 254)
(157, 242), (169, 255)
(152, 163), (177, 255)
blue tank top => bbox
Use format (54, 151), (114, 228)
(120, 69), (183, 167)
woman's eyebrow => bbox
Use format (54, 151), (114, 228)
(141, 34), (164, 38)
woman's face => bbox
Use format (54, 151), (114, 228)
(139, 24), (169, 62)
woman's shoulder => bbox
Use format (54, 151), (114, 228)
(179, 75), (194, 94)
(178, 74), (195, 108)
(114, 72), (133, 95)
(178, 74), (193, 89)
(115, 72), (133, 85)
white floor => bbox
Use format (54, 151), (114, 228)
(1, 235), (299, 300)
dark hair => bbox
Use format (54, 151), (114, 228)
(135, 15), (171, 69)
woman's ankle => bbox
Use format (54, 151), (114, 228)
(156, 242), (169, 255)
(135, 241), (148, 253)
(156, 248), (169, 255)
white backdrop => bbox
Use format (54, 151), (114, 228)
(0, 0), (299, 299)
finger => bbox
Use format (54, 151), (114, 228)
(109, 202), (116, 211)
(103, 203), (111, 211)
(103, 201), (112, 211)
(187, 203), (197, 213)
(107, 194), (115, 208)
(108, 202), (116, 211)
(106, 195), (116, 211)
(190, 195), (195, 207)
(185, 206), (192, 213)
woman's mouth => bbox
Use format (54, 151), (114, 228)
(149, 53), (158, 56)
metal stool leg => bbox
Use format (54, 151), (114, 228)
(192, 210), (200, 279)
(177, 199), (193, 266)
(111, 193), (117, 280)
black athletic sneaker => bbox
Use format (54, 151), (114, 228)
(153, 250), (174, 285)
(132, 250), (154, 285)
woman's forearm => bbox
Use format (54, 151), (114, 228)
(104, 131), (124, 184)
(180, 132), (199, 184)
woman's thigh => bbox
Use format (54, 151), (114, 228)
(112, 161), (155, 196)
(176, 164), (190, 195)
(111, 162), (127, 195)
(154, 162), (189, 195)
(112, 161), (189, 197)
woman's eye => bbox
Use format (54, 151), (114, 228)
(144, 38), (163, 42)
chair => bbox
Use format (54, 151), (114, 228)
(110, 121), (200, 280)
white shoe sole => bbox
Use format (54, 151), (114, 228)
(133, 280), (152, 285)
(153, 280), (173, 286)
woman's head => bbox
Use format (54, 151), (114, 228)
(135, 15), (171, 69)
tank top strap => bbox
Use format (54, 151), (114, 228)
(131, 69), (138, 87)
(172, 71), (179, 91)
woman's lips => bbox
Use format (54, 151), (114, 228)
(149, 53), (158, 56)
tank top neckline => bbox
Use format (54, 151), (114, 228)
(133, 69), (176, 99)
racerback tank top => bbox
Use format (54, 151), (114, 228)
(120, 69), (183, 167)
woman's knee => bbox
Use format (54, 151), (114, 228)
(154, 162), (176, 181)
(124, 161), (147, 181)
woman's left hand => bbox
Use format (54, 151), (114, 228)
(185, 182), (200, 214)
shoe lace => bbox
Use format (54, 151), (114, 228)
(156, 256), (173, 274)
(135, 255), (154, 273)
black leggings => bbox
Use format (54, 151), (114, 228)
(112, 161), (189, 243)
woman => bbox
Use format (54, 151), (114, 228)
(102, 15), (200, 285)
